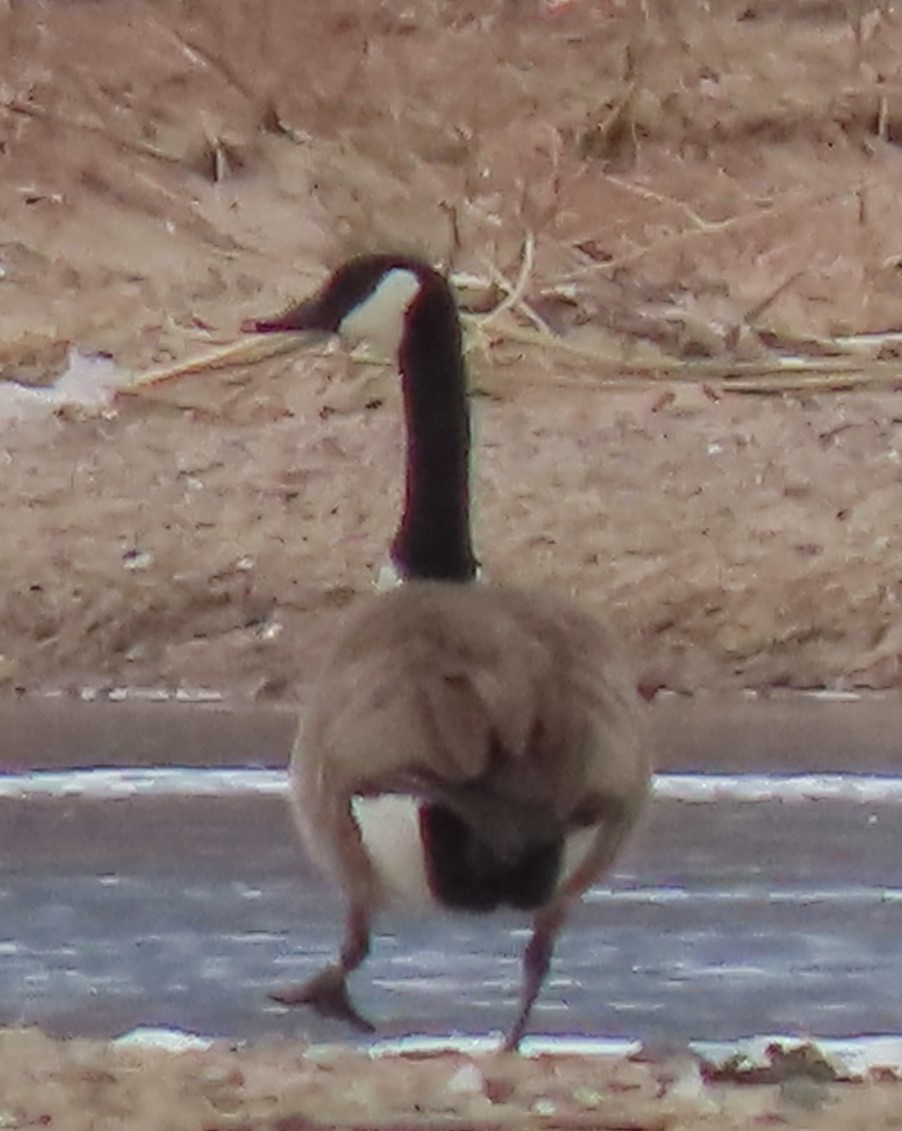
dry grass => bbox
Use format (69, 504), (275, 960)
(5, 1), (902, 696)
(5, 0), (902, 386)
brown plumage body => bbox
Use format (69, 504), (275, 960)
(297, 581), (647, 896)
(246, 254), (652, 1049)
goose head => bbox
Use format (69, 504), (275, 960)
(248, 255), (425, 355)
(247, 256), (478, 585)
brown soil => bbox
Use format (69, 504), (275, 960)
(3, 1027), (902, 1131)
(4, 0), (902, 703)
(4, 0), (902, 1124)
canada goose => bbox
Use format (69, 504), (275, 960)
(245, 254), (651, 1050)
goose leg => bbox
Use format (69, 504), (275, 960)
(271, 903), (375, 1033)
(500, 807), (638, 1051)
(502, 904), (566, 1052)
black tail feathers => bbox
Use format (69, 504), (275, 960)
(419, 803), (562, 912)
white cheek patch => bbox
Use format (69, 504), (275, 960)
(339, 268), (421, 358)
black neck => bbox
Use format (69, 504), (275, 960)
(390, 275), (477, 583)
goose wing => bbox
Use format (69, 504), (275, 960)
(296, 582), (649, 861)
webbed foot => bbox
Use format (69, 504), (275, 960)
(270, 965), (375, 1033)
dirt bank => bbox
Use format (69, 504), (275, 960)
(3, 2), (902, 1124)
(3, 0), (902, 702)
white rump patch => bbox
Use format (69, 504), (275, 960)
(562, 825), (598, 884)
(339, 268), (421, 358)
(351, 794), (601, 909)
(352, 794), (432, 906)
